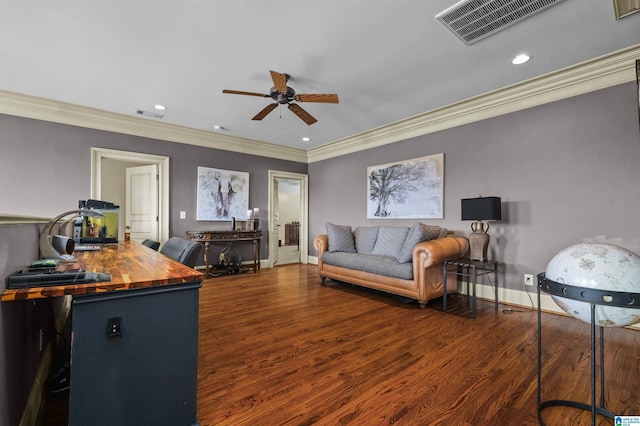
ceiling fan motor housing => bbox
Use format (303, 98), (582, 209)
(270, 86), (296, 104)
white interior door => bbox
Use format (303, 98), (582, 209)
(126, 164), (159, 242)
(269, 178), (280, 267)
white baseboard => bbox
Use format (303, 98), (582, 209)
(306, 256), (639, 330)
(460, 280), (639, 331)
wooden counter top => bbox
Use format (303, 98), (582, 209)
(1, 241), (204, 301)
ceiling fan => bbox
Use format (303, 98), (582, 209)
(223, 70), (339, 125)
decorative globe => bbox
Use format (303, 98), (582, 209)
(545, 243), (640, 327)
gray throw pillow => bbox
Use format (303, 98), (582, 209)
(438, 227), (449, 238)
(397, 223), (443, 263)
(371, 226), (409, 258)
(325, 222), (356, 253)
(354, 226), (379, 254)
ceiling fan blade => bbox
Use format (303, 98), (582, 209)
(295, 94), (339, 104)
(252, 103), (278, 121)
(270, 71), (288, 93)
(223, 89), (269, 98)
(288, 104), (317, 125)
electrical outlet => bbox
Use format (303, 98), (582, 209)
(107, 317), (122, 339)
(524, 274), (534, 286)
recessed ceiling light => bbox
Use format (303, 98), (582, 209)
(302, 137), (311, 142)
(153, 104), (166, 111)
(512, 54), (531, 65)
(212, 125), (224, 131)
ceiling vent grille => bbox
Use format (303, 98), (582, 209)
(436, 0), (568, 45)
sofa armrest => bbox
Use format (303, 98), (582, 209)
(412, 236), (469, 268)
(314, 234), (329, 269)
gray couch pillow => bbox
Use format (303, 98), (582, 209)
(325, 222), (356, 253)
(438, 227), (449, 238)
(371, 226), (409, 258)
(354, 226), (379, 254)
(396, 223), (444, 263)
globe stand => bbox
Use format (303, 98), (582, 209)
(536, 273), (640, 426)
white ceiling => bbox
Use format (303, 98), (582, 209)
(1, 0), (639, 151)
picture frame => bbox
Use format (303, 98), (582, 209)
(367, 153), (444, 219)
(196, 166), (249, 221)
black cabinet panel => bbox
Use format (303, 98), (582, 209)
(69, 283), (200, 426)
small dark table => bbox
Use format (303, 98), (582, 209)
(442, 258), (499, 318)
(187, 230), (262, 277)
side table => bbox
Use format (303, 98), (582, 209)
(186, 230), (262, 277)
(442, 258), (499, 318)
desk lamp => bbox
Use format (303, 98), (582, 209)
(39, 209), (104, 261)
(461, 196), (501, 261)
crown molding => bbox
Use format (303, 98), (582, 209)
(2, 44), (638, 165)
(0, 91), (309, 163)
(307, 44), (640, 163)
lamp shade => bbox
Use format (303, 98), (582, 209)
(461, 197), (502, 221)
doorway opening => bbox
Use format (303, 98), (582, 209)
(268, 170), (308, 268)
(276, 178), (301, 264)
(90, 148), (170, 243)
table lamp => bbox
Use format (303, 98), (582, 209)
(39, 209), (105, 261)
(461, 196), (501, 261)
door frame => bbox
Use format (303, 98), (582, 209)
(91, 147), (170, 243)
(267, 170), (308, 267)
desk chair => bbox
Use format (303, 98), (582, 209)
(141, 239), (161, 251)
(159, 237), (202, 268)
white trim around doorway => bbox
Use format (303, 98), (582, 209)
(90, 147), (170, 243)
(268, 170), (309, 268)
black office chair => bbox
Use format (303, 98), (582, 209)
(141, 239), (161, 251)
(159, 237), (202, 268)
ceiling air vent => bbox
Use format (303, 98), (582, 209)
(613, 0), (640, 19)
(436, 0), (568, 45)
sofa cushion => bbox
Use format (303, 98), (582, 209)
(325, 222), (356, 253)
(354, 226), (379, 254)
(371, 226), (409, 258)
(396, 223), (444, 263)
(321, 251), (414, 280)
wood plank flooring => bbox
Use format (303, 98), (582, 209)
(41, 264), (640, 425)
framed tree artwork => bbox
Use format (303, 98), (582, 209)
(196, 166), (249, 221)
(367, 153), (444, 219)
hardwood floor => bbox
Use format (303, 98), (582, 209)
(41, 264), (640, 425)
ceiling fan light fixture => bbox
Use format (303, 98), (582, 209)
(223, 70), (339, 125)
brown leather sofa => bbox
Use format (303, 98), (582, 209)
(314, 233), (469, 308)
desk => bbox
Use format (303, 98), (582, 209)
(187, 230), (262, 277)
(2, 242), (203, 426)
(442, 259), (499, 318)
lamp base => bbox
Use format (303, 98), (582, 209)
(468, 229), (490, 261)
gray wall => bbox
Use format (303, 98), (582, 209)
(0, 114), (308, 258)
(309, 82), (640, 290)
(0, 115), (307, 424)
